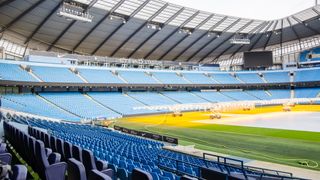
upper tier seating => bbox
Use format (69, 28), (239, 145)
(299, 47), (320, 62)
(2, 61), (320, 85)
(294, 69), (320, 82)
(236, 73), (264, 83)
(1, 94), (79, 121)
(78, 69), (124, 83)
(182, 73), (217, 84)
(294, 88), (320, 98)
(161, 91), (209, 104)
(152, 72), (189, 84)
(118, 71), (159, 84)
(127, 92), (177, 106)
(210, 73), (242, 84)
(262, 71), (290, 83)
(87, 92), (155, 115)
(31, 66), (84, 83)
(193, 91), (233, 102)
(39, 92), (121, 119)
(0, 63), (38, 82)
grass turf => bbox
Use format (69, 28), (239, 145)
(113, 105), (320, 171)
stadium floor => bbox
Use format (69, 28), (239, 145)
(194, 111), (320, 132)
(113, 105), (320, 172)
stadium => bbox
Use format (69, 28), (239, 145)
(0, 0), (320, 179)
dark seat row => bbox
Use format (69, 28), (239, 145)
(3, 121), (120, 180)
(4, 121), (67, 180)
(0, 135), (27, 179)
(28, 126), (114, 179)
(28, 125), (155, 180)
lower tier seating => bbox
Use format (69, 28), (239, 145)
(1, 88), (320, 121)
(5, 115), (297, 180)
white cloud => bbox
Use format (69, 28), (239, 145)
(165, 0), (316, 20)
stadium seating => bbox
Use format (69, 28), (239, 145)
(0, 62), (38, 82)
(118, 70), (159, 84)
(246, 90), (272, 100)
(1, 94), (80, 121)
(31, 66), (84, 83)
(127, 92), (177, 106)
(3, 121), (66, 180)
(2, 88), (319, 121)
(262, 71), (290, 83)
(87, 92), (155, 115)
(236, 73), (264, 83)
(2, 60), (320, 86)
(294, 88), (320, 98)
(182, 73), (217, 84)
(220, 91), (259, 101)
(161, 91), (209, 104)
(299, 46), (320, 62)
(268, 89), (291, 99)
(5, 116), (296, 180)
(39, 92), (121, 119)
(210, 73), (242, 84)
(152, 72), (189, 84)
(193, 91), (233, 102)
(294, 69), (320, 82)
(78, 68), (124, 84)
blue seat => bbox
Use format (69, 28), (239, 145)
(150, 172), (160, 180)
(117, 168), (128, 180)
(163, 171), (175, 180)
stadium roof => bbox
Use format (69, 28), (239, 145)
(0, 0), (320, 63)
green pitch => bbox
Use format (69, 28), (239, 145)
(113, 110), (320, 171)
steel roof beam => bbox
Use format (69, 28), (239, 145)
(263, 20), (278, 50)
(110, 2), (168, 57)
(91, 0), (151, 55)
(143, 11), (200, 59)
(287, 17), (301, 42)
(157, 14), (214, 60)
(0, 0), (45, 33)
(196, 18), (242, 63)
(248, 21), (274, 51)
(24, 1), (62, 44)
(87, 0), (98, 10)
(212, 20), (254, 61)
(111, 4), (168, 58)
(179, 16), (228, 61)
(312, 7), (320, 15)
(49, 0), (118, 51)
(291, 15), (320, 34)
(47, 20), (76, 51)
(0, 0), (15, 8)
(127, 7), (185, 58)
(228, 21), (268, 58)
(72, 0), (126, 52)
(279, 19), (283, 60)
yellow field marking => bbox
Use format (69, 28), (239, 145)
(116, 105), (320, 128)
